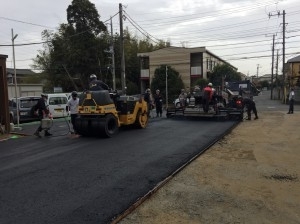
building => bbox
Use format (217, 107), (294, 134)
(287, 55), (300, 87)
(6, 68), (43, 99)
(138, 46), (237, 92)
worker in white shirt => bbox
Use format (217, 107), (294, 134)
(67, 91), (79, 134)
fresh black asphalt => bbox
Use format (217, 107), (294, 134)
(1, 90), (297, 224)
(0, 115), (237, 224)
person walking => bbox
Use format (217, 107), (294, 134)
(242, 96), (258, 120)
(287, 87), (295, 114)
(153, 89), (163, 117)
(34, 93), (52, 137)
(67, 91), (79, 134)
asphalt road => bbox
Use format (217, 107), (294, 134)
(0, 114), (236, 224)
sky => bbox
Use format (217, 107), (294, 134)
(0, 0), (299, 77)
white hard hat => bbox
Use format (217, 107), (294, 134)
(208, 83), (213, 87)
(90, 74), (97, 79)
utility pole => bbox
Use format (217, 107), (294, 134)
(110, 16), (116, 90)
(276, 49), (279, 99)
(276, 49), (279, 81)
(165, 66), (168, 109)
(119, 3), (126, 93)
(282, 10), (286, 84)
(268, 10), (287, 103)
(256, 64), (261, 78)
(11, 28), (21, 130)
(271, 34), (275, 100)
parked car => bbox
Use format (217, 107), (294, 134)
(46, 93), (68, 118)
(9, 96), (40, 124)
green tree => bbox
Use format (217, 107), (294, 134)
(33, 0), (107, 92)
(259, 80), (270, 89)
(209, 64), (241, 87)
(33, 0), (170, 93)
(194, 78), (209, 89)
(151, 65), (184, 104)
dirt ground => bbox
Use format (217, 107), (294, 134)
(119, 111), (300, 224)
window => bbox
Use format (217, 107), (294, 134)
(49, 97), (67, 105)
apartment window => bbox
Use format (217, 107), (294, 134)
(141, 57), (149, 69)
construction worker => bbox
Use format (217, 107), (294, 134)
(144, 88), (153, 117)
(202, 83), (213, 113)
(153, 89), (163, 117)
(287, 87), (295, 114)
(67, 91), (79, 134)
(242, 96), (258, 120)
(89, 74), (109, 91)
(34, 93), (52, 137)
(178, 89), (188, 108)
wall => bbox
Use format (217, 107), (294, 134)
(7, 84), (43, 99)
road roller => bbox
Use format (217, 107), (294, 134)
(75, 90), (148, 137)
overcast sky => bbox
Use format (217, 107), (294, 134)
(0, 0), (299, 77)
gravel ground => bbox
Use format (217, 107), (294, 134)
(119, 110), (300, 224)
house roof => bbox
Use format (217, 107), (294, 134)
(6, 68), (36, 75)
(287, 55), (300, 63)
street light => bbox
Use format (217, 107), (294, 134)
(11, 28), (21, 130)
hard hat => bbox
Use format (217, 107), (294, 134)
(146, 88), (150, 93)
(41, 93), (48, 98)
(71, 91), (78, 97)
(90, 74), (97, 79)
(208, 83), (213, 87)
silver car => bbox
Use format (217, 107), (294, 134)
(9, 96), (40, 123)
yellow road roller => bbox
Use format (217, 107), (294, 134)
(75, 90), (148, 137)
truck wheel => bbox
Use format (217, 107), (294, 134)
(135, 110), (148, 128)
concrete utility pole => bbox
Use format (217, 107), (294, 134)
(276, 49), (279, 81)
(11, 28), (21, 130)
(110, 16), (116, 90)
(119, 3), (126, 93)
(165, 66), (168, 109)
(256, 64), (261, 78)
(282, 10), (286, 84)
(268, 10), (287, 103)
(271, 34), (275, 100)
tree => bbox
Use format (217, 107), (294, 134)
(33, 0), (107, 92)
(151, 65), (184, 104)
(209, 64), (241, 87)
(67, 0), (106, 35)
(259, 80), (270, 89)
(33, 0), (170, 93)
(194, 78), (209, 89)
